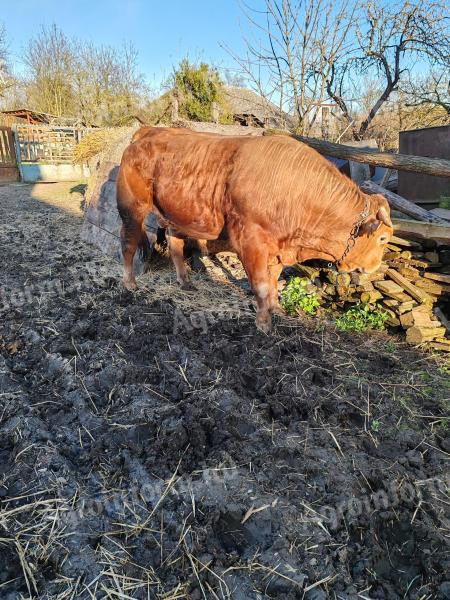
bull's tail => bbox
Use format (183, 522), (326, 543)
(116, 157), (153, 289)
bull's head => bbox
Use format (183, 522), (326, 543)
(338, 194), (393, 274)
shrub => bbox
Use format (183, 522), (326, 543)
(281, 277), (320, 316)
(173, 59), (232, 124)
(335, 303), (388, 332)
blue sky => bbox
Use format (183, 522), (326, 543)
(3, 0), (247, 88)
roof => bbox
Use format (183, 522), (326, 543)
(1, 108), (56, 124)
(223, 86), (294, 128)
(1, 108), (91, 127)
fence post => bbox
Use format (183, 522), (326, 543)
(171, 92), (179, 122)
(11, 125), (23, 182)
(211, 102), (219, 124)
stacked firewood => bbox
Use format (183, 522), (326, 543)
(295, 235), (450, 351)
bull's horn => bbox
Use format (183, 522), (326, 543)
(376, 206), (392, 227)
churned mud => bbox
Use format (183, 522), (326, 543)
(0, 182), (449, 600)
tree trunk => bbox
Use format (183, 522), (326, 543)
(284, 134), (450, 178)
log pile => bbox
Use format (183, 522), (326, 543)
(295, 235), (450, 351)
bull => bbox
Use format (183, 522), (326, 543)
(116, 127), (393, 332)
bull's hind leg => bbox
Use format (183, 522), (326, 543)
(120, 214), (144, 290)
(117, 164), (151, 290)
(166, 229), (196, 291)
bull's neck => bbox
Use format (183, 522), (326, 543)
(294, 190), (370, 261)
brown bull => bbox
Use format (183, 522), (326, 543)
(117, 127), (393, 331)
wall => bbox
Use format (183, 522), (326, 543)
(398, 125), (450, 204)
(20, 163), (90, 183)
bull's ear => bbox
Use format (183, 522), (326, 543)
(358, 216), (381, 236)
(377, 205), (392, 227)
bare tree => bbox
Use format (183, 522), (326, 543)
(21, 24), (147, 124)
(72, 41), (146, 126)
(0, 23), (14, 100)
(233, 0), (449, 140)
(325, 0), (450, 139)
(402, 70), (450, 116)
(24, 24), (75, 116)
(226, 0), (357, 134)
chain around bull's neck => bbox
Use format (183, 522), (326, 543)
(330, 195), (371, 269)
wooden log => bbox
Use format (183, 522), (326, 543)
(360, 290), (383, 303)
(385, 268), (434, 305)
(429, 342), (450, 352)
(373, 280), (412, 302)
(400, 310), (438, 330)
(275, 133), (450, 178)
(356, 282), (375, 292)
(413, 279), (443, 296)
(397, 265), (420, 280)
(360, 181), (448, 224)
(396, 300), (417, 314)
(350, 272), (370, 286)
(295, 264), (320, 280)
(424, 272), (450, 285)
(406, 326), (446, 344)
(390, 235), (422, 249)
(383, 299), (399, 308)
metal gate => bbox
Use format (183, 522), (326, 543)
(0, 126), (19, 183)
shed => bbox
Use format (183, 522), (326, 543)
(1, 108), (91, 127)
(398, 125), (450, 205)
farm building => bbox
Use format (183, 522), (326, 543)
(222, 85), (295, 129)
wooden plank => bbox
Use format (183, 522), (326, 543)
(386, 268), (433, 305)
(360, 181), (447, 224)
(374, 279), (412, 302)
(393, 219), (450, 244)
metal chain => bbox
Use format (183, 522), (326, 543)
(328, 196), (371, 269)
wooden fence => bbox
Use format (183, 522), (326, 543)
(14, 125), (93, 164)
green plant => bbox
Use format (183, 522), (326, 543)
(335, 303), (388, 332)
(173, 59), (232, 123)
(281, 277), (320, 316)
(370, 419), (381, 432)
(384, 340), (397, 353)
(438, 196), (450, 210)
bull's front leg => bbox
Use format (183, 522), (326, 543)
(166, 229), (196, 291)
(268, 260), (284, 315)
(240, 243), (272, 333)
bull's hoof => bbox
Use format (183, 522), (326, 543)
(123, 279), (137, 291)
(256, 313), (272, 334)
(180, 281), (197, 292)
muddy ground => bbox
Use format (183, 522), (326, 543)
(0, 182), (449, 600)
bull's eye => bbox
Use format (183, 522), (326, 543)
(379, 234), (389, 244)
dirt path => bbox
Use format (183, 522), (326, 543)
(0, 183), (449, 600)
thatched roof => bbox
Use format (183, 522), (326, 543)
(223, 86), (294, 130)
